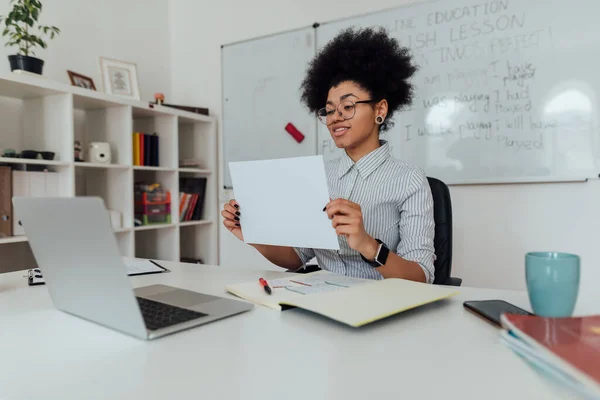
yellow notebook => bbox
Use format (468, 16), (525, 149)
(225, 272), (460, 327)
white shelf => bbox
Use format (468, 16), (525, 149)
(0, 236), (28, 245)
(2, 72), (213, 121)
(179, 168), (211, 174)
(133, 166), (176, 172)
(179, 220), (213, 227)
(0, 157), (70, 167)
(0, 72), (219, 268)
(75, 162), (129, 169)
(134, 223), (177, 232)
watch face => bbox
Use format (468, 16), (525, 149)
(376, 243), (390, 266)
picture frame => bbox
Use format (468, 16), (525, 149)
(67, 70), (96, 90)
(99, 57), (140, 100)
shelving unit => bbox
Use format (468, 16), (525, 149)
(0, 73), (218, 269)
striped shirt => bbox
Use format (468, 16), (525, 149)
(294, 140), (436, 283)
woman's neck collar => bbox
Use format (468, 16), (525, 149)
(345, 135), (382, 163)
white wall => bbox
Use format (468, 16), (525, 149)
(169, 0), (598, 302)
(0, 0), (171, 101)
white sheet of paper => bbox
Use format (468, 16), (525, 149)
(285, 284), (344, 295)
(229, 155), (339, 250)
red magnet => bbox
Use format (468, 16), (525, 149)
(285, 123), (305, 143)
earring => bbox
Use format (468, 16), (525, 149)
(375, 115), (385, 125)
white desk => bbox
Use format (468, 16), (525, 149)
(0, 261), (595, 400)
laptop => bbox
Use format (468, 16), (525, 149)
(12, 196), (253, 340)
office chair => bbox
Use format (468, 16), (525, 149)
(292, 177), (462, 286)
(427, 177), (462, 286)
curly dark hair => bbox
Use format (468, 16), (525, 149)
(300, 27), (417, 132)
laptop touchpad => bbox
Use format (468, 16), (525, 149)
(148, 289), (219, 308)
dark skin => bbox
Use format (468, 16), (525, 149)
(222, 80), (426, 283)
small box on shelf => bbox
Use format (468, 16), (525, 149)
(134, 184), (172, 227)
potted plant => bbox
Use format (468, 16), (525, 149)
(0, 0), (59, 75)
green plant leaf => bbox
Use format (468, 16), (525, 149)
(1, 0), (60, 52)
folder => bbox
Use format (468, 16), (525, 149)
(225, 271), (459, 327)
(12, 171), (28, 236)
(0, 166), (12, 237)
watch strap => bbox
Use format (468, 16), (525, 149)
(360, 239), (389, 267)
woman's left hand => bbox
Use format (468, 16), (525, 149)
(325, 198), (378, 259)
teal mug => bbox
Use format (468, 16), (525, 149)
(525, 252), (580, 317)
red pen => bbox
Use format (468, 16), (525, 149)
(259, 278), (272, 295)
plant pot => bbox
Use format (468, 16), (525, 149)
(8, 55), (44, 74)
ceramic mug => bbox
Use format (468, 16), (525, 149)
(525, 252), (580, 317)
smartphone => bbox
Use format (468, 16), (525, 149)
(463, 299), (533, 327)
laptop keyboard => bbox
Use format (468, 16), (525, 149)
(136, 297), (207, 331)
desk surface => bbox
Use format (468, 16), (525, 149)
(0, 261), (595, 400)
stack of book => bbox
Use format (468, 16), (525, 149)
(132, 132), (159, 166)
(500, 313), (600, 398)
(179, 177), (207, 222)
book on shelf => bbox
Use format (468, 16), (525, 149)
(179, 177), (207, 222)
(149, 102), (209, 116)
(132, 132), (159, 167)
(500, 313), (600, 398)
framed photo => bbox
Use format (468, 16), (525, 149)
(67, 70), (96, 90)
(99, 57), (140, 100)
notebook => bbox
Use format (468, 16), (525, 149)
(500, 313), (600, 397)
(225, 271), (460, 327)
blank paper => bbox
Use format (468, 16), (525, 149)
(229, 155), (339, 250)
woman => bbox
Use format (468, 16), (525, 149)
(222, 27), (436, 283)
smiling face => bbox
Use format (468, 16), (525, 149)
(323, 81), (387, 153)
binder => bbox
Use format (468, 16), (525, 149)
(144, 133), (151, 166)
(0, 166), (12, 237)
(133, 132), (140, 166)
(151, 133), (159, 167)
(12, 171), (29, 236)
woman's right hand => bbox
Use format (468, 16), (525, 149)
(221, 199), (243, 241)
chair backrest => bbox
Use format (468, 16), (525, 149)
(426, 177), (453, 285)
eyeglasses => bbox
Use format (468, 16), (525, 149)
(317, 100), (374, 125)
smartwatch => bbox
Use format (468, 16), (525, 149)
(360, 239), (390, 267)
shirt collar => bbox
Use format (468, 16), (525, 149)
(336, 140), (391, 179)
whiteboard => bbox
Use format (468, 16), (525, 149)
(316, 0), (600, 183)
(221, 28), (317, 188)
